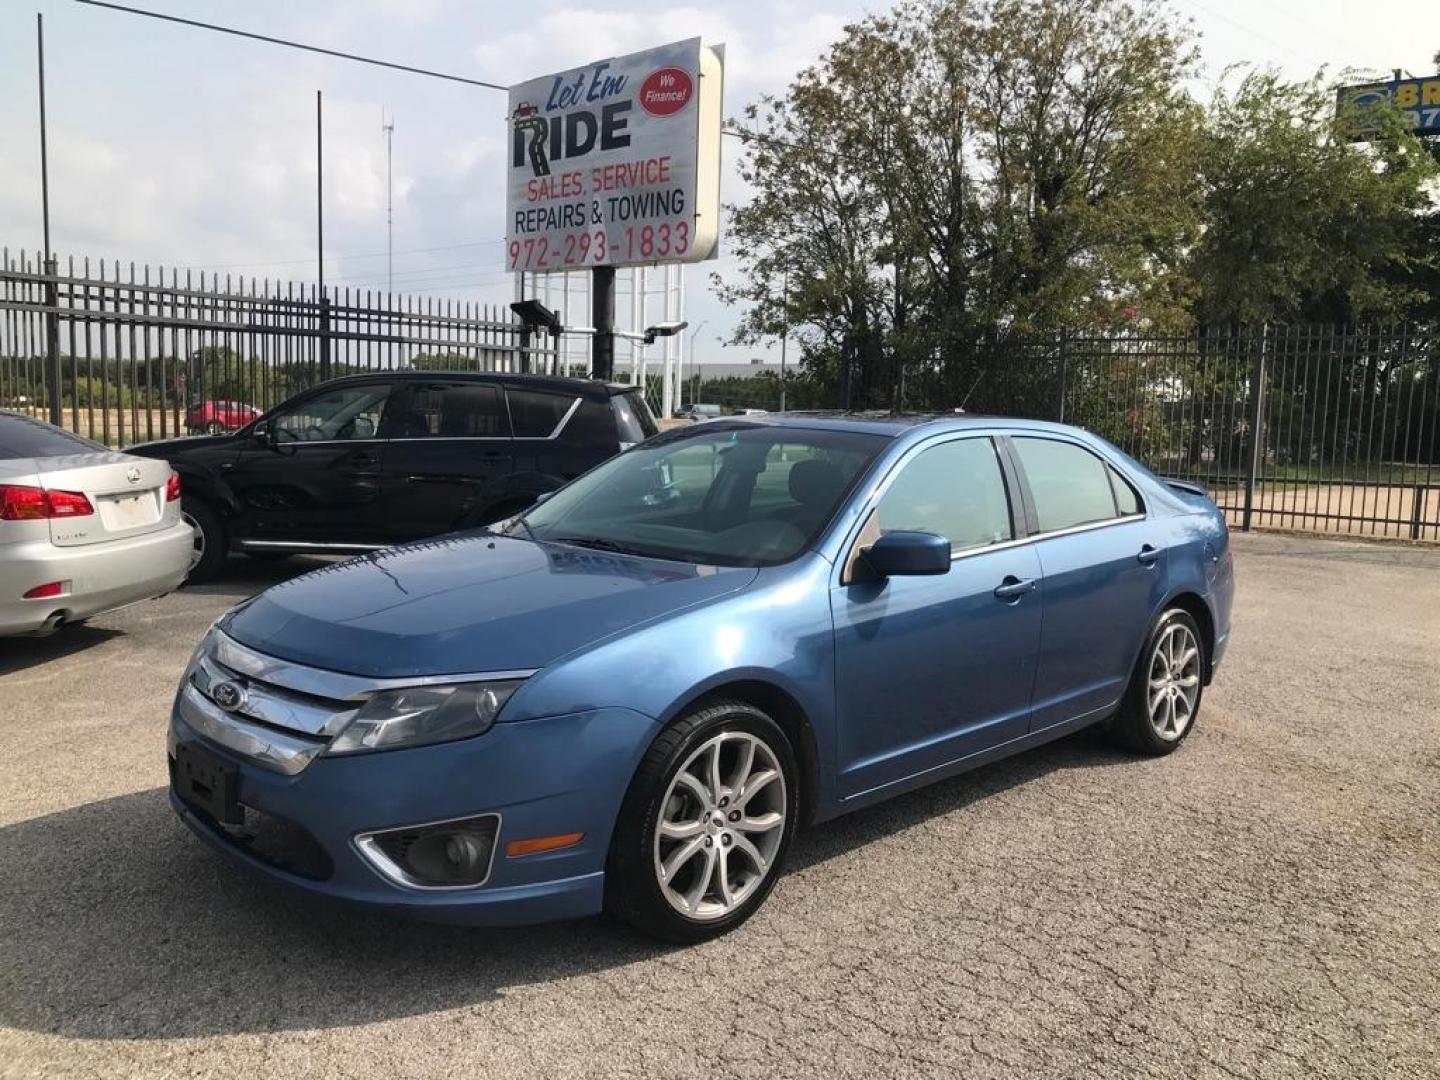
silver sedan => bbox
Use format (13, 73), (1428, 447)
(0, 412), (193, 637)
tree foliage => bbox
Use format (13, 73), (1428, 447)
(717, 0), (1438, 406)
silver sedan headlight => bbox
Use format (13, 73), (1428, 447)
(326, 680), (523, 755)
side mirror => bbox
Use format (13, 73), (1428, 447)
(863, 531), (951, 578)
(253, 421), (272, 444)
(532, 491), (554, 507)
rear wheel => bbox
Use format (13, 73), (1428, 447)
(606, 702), (798, 943)
(1110, 608), (1205, 755)
(180, 496), (227, 584)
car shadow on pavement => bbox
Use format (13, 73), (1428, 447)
(0, 728), (1125, 1041)
(0, 624), (124, 677)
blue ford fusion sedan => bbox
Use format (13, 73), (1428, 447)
(168, 414), (1233, 942)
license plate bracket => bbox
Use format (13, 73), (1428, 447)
(174, 741), (242, 825)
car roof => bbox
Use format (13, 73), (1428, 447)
(729, 411), (1085, 439)
(313, 370), (636, 398)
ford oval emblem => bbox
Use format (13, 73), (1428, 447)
(126, 466), (142, 484)
(212, 680), (247, 712)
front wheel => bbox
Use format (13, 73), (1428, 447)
(606, 702), (798, 943)
(1110, 607), (1206, 755)
(180, 496), (227, 585)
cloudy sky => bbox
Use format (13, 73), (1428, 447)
(0, 0), (1434, 364)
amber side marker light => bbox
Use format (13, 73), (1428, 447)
(505, 832), (584, 858)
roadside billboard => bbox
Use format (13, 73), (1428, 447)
(505, 38), (724, 273)
(1336, 74), (1440, 140)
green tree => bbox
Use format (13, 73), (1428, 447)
(717, 0), (1202, 407)
(1189, 69), (1437, 325)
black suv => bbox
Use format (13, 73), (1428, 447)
(130, 372), (657, 581)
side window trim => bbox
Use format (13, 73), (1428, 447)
(1004, 433), (1150, 538)
(1105, 463), (1146, 517)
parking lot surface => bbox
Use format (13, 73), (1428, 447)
(1, 533), (1437, 1079)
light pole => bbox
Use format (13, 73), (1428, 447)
(686, 320), (708, 409)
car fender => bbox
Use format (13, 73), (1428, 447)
(511, 555), (843, 811)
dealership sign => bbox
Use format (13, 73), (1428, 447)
(1336, 74), (1440, 140)
(505, 38), (724, 272)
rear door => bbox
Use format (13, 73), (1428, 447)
(227, 381), (393, 546)
(1006, 434), (1166, 732)
(378, 379), (515, 543)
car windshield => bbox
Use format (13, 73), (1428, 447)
(507, 424), (886, 567)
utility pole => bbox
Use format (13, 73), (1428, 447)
(316, 90), (330, 381)
(36, 13), (60, 426)
(382, 109), (394, 296)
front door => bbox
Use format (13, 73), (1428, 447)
(831, 435), (1043, 800)
(228, 381), (393, 546)
(378, 380), (515, 543)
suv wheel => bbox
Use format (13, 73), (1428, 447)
(606, 701), (798, 943)
(180, 496), (227, 584)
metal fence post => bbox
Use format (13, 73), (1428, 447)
(43, 256), (61, 427)
(318, 294), (332, 381)
(1055, 327), (1068, 422)
(1242, 324), (1268, 532)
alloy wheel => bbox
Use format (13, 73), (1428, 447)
(1147, 622), (1201, 740)
(653, 731), (787, 921)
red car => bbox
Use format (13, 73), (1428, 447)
(186, 400), (260, 435)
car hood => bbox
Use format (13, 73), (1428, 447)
(222, 532), (758, 677)
(128, 433), (237, 457)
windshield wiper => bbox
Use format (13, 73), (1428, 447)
(547, 535), (651, 557)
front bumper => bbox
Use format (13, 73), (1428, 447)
(0, 519), (192, 635)
(167, 702), (658, 926)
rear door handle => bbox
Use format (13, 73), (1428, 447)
(347, 452), (378, 467)
(1137, 544), (1160, 566)
(993, 576), (1036, 601)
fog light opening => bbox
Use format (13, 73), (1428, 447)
(358, 814), (499, 889)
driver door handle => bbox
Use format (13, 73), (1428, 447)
(346, 451), (379, 467)
(1137, 544), (1160, 566)
(993, 576), (1036, 601)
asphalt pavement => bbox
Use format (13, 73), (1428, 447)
(1, 533), (1437, 1079)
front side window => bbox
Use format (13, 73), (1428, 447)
(508, 425), (885, 567)
(1013, 436), (1123, 532)
(272, 384), (390, 443)
(386, 383), (507, 439)
(875, 437), (1014, 552)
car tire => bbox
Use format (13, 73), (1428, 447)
(205, 421), (225, 435)
(606, 701), (799, 944)
(180, 496), (227, 585)
(1110, 607), (1206, 756)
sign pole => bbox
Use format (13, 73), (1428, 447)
(592, 265), (616, 380)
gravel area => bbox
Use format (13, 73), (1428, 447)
(1, 533), (1436, 1079)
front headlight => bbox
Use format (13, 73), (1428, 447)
(326, 680), (523, 755)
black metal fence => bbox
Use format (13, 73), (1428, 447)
(694, 324), (1440, 542)
(0, 249), (545, 448)
(4, 249), (1437, 542)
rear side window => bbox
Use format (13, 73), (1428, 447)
(1109, 466), (1143, 516)
(875, 437), (1013, 552)
(0, 413), (103, 458)
(386, 383), (507, 439)
(508, 389), (578, 438)
(1013, 437), (1121, 532)
(611, 392), (658, 444)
